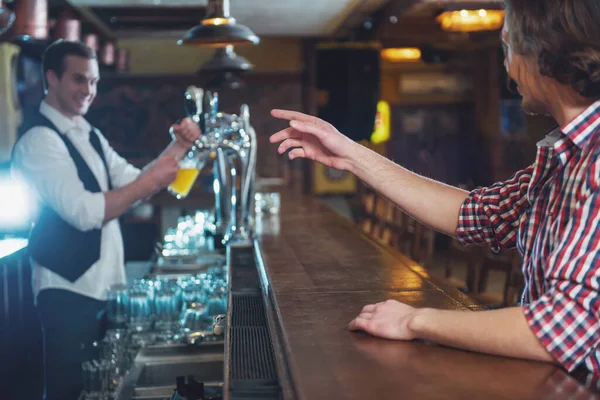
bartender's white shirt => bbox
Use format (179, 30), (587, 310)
(11, 101), (141, 301)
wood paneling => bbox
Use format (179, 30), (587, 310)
(117, 38), (303, 74)
(85, 73), (302, 179)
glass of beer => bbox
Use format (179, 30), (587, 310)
(168, 147), (207, 199)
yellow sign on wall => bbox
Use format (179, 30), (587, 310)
(313, 100), (390, 195)
(312, 163), (357, 195)
(370, 100), (390, 144)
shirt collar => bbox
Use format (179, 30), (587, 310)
(551, 100), (600, 165)
(39, 100), (92, 135)
(560, 99), (600, 150)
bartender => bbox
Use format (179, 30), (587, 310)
(11, 39), (201, 400)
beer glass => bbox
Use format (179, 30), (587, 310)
(168, 146), (208, 199)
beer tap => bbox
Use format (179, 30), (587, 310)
(180, 86), (257, 246)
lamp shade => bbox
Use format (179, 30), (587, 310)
(198, 45), (253, 72)
(178, 0), (259, 47)
(205, 71), (246, 89)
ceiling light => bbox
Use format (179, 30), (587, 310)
(381, 47), (421, 63)
(178, 0), (259, 48)
(205, 71), (246, 89)
(437, 9), (504, 32)
(198, 45), (253, 73)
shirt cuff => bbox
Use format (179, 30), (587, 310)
(523, 292), (599, 372)
(455, 189), (499, 247)
(69, 191), (105, 231)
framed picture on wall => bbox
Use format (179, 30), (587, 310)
(398, 72), (473, 97)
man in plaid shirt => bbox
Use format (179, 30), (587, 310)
(269, 0), (600, 380)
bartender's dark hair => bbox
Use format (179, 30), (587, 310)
(504, 0), (600, 99)
(41, 39), (96, 91)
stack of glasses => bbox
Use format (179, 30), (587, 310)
(106, 266), (228, 339)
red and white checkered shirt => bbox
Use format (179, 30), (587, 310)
(456, 100), (600, 376)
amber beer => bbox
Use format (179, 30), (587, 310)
(168, 168), (199, 199)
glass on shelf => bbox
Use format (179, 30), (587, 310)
(153, 279), (182, 332)
(127, 279), (154, 333)
(255, 192), (281, 215)
(106, 283), (129, 326)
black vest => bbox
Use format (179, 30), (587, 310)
(16, 110), (113, 282)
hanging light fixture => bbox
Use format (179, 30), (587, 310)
(380, 47), (422, 63)
(205, 71), (246, 89)
(436, 2), (504, 33)
(178, 0), (259, 48)
(198, 45), (253, 73)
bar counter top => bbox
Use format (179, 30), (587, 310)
(254, 187), (600, 400)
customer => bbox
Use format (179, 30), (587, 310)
(270, 0), (600, 377)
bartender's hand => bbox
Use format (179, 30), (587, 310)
(270, 110), (359, 171)
(139, 155), (179, 190)
(171, 117), (201, 149)
(348, 299), (418, 341)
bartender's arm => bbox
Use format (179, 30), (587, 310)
(101, 117), (200, 221)
(12, 118), (200, 231)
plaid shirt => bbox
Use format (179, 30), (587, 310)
(456, 100), (600, 376)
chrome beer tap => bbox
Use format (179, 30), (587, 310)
(182, 86), (257, 246)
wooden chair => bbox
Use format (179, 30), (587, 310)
(356, 183), (379, 237)
(471, 248), (524, 308)
(443, 239), (484, 293)
(355, 185), (436, 267)
(410, 221), (436, 267)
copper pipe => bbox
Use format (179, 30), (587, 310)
(116, 48), (129, 72)
(100, 41), (115, 65)
(54, 10), (81, 41)
(10, 0), (48, 39)
(0, 0), (16, 35)
(83, 33), (99, 52)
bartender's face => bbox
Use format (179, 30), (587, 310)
(502, 21), (548, 116)
(47, 55), (99, 118)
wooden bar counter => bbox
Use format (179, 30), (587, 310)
(253, 188), (600, 400)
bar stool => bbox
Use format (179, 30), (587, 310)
(472, 248), (523, 308)
(356, 183), (378, 236)
(443, 239), (483, 292)
(410, 221), (436, 267)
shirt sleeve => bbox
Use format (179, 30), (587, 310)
(523, 186), (600, 372)
(11, 127), (105, 231)
(96, 130), (141, 189)
(455, 165), (534, 249)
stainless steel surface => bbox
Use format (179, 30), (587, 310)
(116, 341), (224, 400)
(136, 359), (223, 386)
(213, 147), (232, 240)
(132, 382), (222, 399)
(152, 253), (226, 275)
(238, 104), (257, 240)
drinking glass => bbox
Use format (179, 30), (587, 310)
(168, 147), (209, 199)
(128, 280), (154, 332)
(106, 284), (128, 326)
(254, 192), (280, 214)
(154, 279), (181, 332)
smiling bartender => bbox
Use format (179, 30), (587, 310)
(10, 39), (201, 400)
